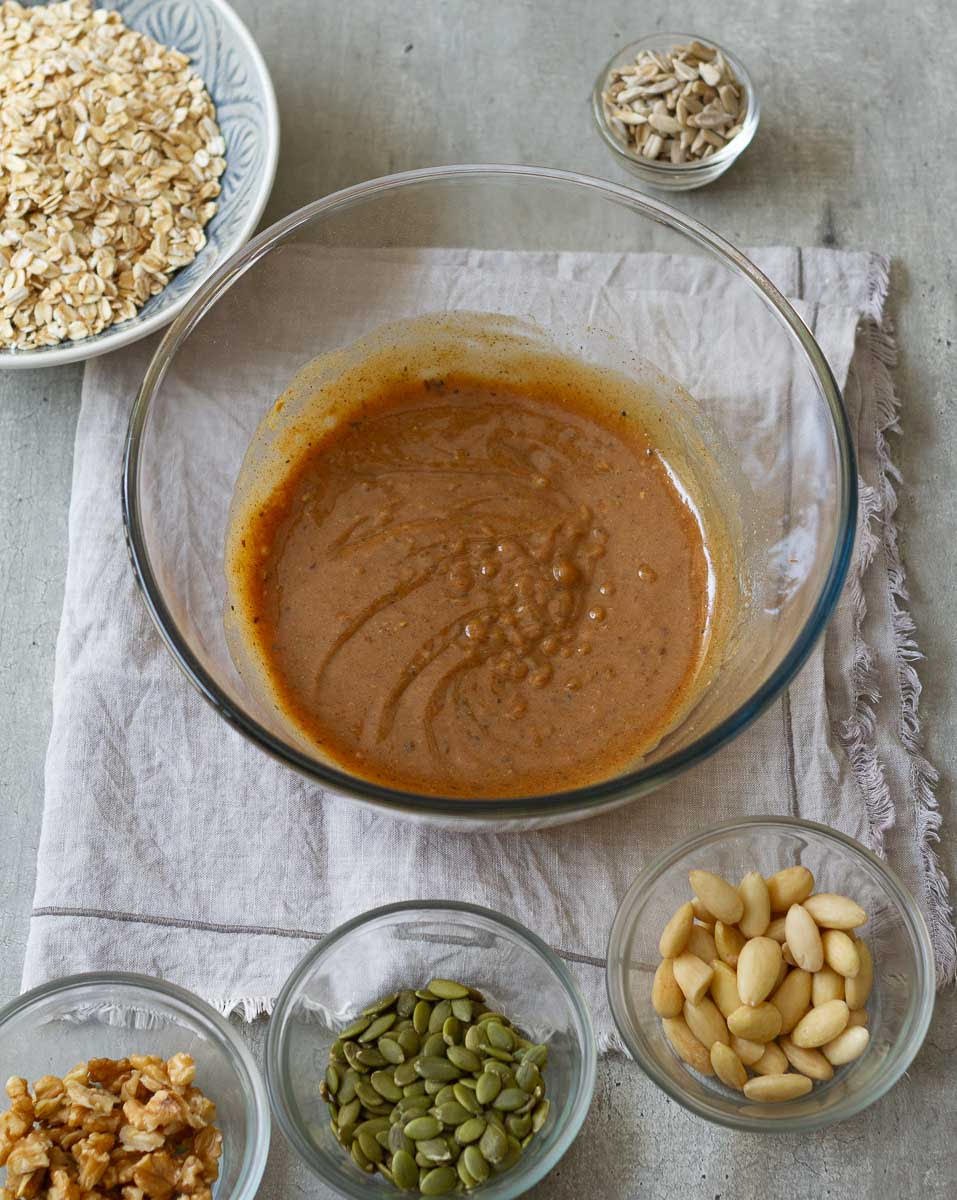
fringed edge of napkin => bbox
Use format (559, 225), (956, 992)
(839, 255), (956, 985)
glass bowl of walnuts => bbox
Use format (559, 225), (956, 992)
(0, 972), (269, 1198)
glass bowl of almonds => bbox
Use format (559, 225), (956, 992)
(0, 971), (270, 1198)
(606, 816), (935, 1131)
(592, 34), (759, 190)
(265, 900), (597, 1197)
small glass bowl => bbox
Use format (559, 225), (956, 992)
(0, 973), (271, 1199)
(606, 817), (935, 1132)
(266, 901), (597, 1197)
(592, 33), (760, 190)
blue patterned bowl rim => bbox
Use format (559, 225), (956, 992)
(1, 0), (279, 370)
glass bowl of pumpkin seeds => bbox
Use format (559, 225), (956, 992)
(592, 33), (760, 190)
(265, 900), (597, 1197)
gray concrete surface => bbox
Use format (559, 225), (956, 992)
(1, 1), (955, 1197)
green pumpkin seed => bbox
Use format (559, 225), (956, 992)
(451, 998), (473, 1022)
(417, 1136), (453, 1163)
(475, 1071), (501, 1106)
(484, 1021), (514, 1051)
(428, 1000), (452, 1034)
(375, 1129), (391, 1148)
(493, 1087), (528, 1112)
(434, 1101), (471, 1126)
(464, 1025), (483, 1052)
(334, 1119), (354, 1146)
(415, 1056), (462, 1082)
(362, 992), (398, 1016)
(426, 978), (471, 1000)
(318, 1080), (330, 1103)
(506, 1112), (532, 1138)
(378, 1037), (405, 1065)
(397, 1028), (421, 1057)
(354, 1079), (382, 1108)
(355, 1117), (391, 1137)
(339, 1015), (373, 1041)
(402, 1081), (428, 1098)
(396, 1099), (430, 1122)
(453, 1083), (482, 1114)
(476, 1011), (506, 1025)
(355, 1046), (388, 1069)
(389, 1124), (414, 1154)
(422, 1032), (447, 1059)
(424, 1079), (445, 1095)
(420, 1166), (458, 1195)
(377, 1162), (395, 1184)
(337, 1070), (358, 1104)
(523, 1043), (548, 1069)
(531, 1098), (550, 1132)
(446, 1045), (481, 1073)
(359, 1012), (397, 1042)
(482, 1045), (515, 1063)
(412, 1000), (432, 1035)
(442, 1016), (462, 1046)
(350, 1139), (373, 1172)
(433, 1084), (457, 1107)
(356, 1130), (383, 1163)
(404, 1115), (442, 1140)
(370, 1071), (403, 1102)
(391, 1148), (418, 1191)
(330, 1038), (347, 1062)
(455, 1117), (486, 1145)
(516, 1061), (541, 1093)
(394, 1060), (418, 1087)
(493, 1135), (523, 1173)
(415, 987), (439, 1000)
(463, 1144), (490, 1183)
(479, 1122), (509, 1164)
(342, 1042), (365, 1071)
(324, 1064), (340, 1094)
(336, 1097), (360, 1129)
(396, 989), (417, 1018)
(457, 1156), (479, 1190)
(484, 1110), (506, 1132)
(482, 1060), (514, 1081)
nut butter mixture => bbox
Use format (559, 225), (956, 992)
(228, 359), (716, 798)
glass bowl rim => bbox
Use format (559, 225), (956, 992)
(122, 162), (858, 819)
(591, 32), (761, 174)
(264, 898), (598, 1197)
(605, 815), (937, 1133)
(0, 970), (271, 1199)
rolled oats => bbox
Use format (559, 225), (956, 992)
(0, 1056), (221, 1200)
(601, 40), (746, 165)
(0, 0), (226, 351)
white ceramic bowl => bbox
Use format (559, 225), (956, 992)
(1, 0), (279, 370)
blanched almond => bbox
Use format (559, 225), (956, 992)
(737, 937), (783, 1006)
(822, 929), (860, 978)
(785, 904), (824, 972)
(686, 924), (717, 964)
(779, 1037), (834, 1081)
(710, 1042), (747, 1090)
(683, 997), (729, 1049)
(731, 1034), (765, 1065)
(771, 968), (811, 1035)
(710, 960), (742, 1019)
(811, 965), (845, 1006)
(652, 958), (684, 1017)
(738, 872), (771, 938)
(659, 902), (694, 958)
(845, 939), (873, 1008)
(847, 1008), (869, 1028)
(791, 999), (849, 1048)
(688, 870), (744, 925)
(743, 1073), (813, 1102)
(662, 1016), (713, 1074)
(822, 1025), (869, 1065)
(767, 866), (814, 912)
(691, 896), (717, 928)
(714, 921), (746, 967)
(672, 953), (713, 1004)
(803, 893), (867, 930)
(751, 1041), (788, 1075)
(727, 1002), (782, 1043)
(765, 916), (788, 943)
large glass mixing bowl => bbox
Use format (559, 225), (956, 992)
(123, 165), (856, 828)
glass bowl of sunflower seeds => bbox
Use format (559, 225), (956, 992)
(592, 34), (760, 190)
(265, 900), (597, 1197)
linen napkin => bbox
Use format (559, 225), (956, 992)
(24, 246), (955, 1047)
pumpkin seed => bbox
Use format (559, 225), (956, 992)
(359, 1012), (397, 1042)
(435, 1101), (471, 1126)
(417, 1136), (453, 1162)
(397, 1028), (421, 1057)
(413, 1001), (432, 1035)
(447, 1045), (482, 1073)
(338, 1070), (358, 1104)
(330, 1039), (347, 1062)
(363, 992), (398, 1016)
(394, 1061), (418, 1087)
(492, 1087), (528, 1112)
(428, 1000), (453, 1034)
(455, 1117), (486, 1145)
(422, 1032), (447, 1059)
(355, 1117), (391, 1137)
(356, 1130), (383, 1163)
(506, 1112), (532, 1138)
(391, 1148), (418, 1190)
(342, 1042), (365, 1071)
(420, 1166), (458, 1195)
(389, 1124), (414, 1155)
(324, 1064), (340, 1094)
(424, 1079), (445, 1095)
(354, 1079), (382, 1108)
(463, 1144), (490, 1182)
(427, 978), (471, 1000)
(475, 1071), (501, 1105)
(355, 1046), (388, 1069)
(402, 1081), (428, 1098)
(404, 1116), (443, 1141)
(378, 1037), (405, 1065)
(371, 1071), (403, 1102)
(516, 1061), (541, 1093)
(339, 1015), (373, 1040)
(531, 1098), (550, 1132)
(415, 988), (439, 1000)
(479, 1121), (508, 1164)
(442, 1016), (462, 1045)
(453, 1082), (482, 1113)
(457, 1156), (479, 1189)
(415, 1056), (462, 1082)
(396, 990), (417, 1018)
(377, 1162), (395, 1184)
(433, 1084), (457, 1107)
(336, 1098), (360, 1129)
(482, 1060), (514, 1080)
(494, 1136), (523, 1173)
(485, 1021), (514, 1051)
(464, 1025), (483, 1052)
(523, 1044), (548, 1069)
(451, 998), (473, 1022)
(476, 1011), (506, 1025)
(483, 1045), (515, 1063)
